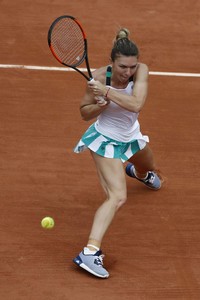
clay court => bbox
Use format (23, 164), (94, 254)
(1, 0), (200, 299)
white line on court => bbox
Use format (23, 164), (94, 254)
(0, 64), (200, 77)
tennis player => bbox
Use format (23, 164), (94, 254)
(73, 28), (162, 278)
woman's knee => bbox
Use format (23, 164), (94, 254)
(116, 197), (127, 210)
(110, 193), (127, 210)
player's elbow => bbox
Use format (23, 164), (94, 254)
(128, 103), (143, 113)
(80, 111), (93, 121)
(80, 107), (89, 121)
(135, 104), (143, 113)
(81, 115), (91, 121)
(132, 97), (145, 113)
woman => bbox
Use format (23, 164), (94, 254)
(73, 28), (162, 278)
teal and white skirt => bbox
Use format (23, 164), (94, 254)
(74, 124), (149, 162)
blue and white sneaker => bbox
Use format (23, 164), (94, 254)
(126, 163), (161, 190)
(73, 248), (109, 278)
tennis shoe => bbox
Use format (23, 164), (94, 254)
(73, 248), (109, 278)
(126, 163), (161, 190)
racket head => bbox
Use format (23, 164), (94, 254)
(48, 15), (89, 71)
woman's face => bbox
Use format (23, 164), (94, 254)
(112, 55), (138, 84)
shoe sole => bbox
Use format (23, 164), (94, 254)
(73, 258), (109, 279)
(142, 183), (161, 191)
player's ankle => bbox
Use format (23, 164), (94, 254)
(135, 170), (148, 180)
(87, 243), (100, 252)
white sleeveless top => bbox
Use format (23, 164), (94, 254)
(94, 81), (140, 142)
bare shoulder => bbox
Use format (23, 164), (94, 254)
(135, 63), (149, 81)
(137, 63), (149, 73)
(91, 66), (109, 84)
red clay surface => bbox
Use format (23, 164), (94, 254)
(1, 1), (200, 299)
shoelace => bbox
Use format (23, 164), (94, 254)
(95, 254), (105, 266)
(145, 172), (155, 184)
(132, 166), (156, 185)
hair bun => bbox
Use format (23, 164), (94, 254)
(116, 28), (130, 40)
(111, 27), (139, 60)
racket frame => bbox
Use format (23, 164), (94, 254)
(48, 15), (92, 81)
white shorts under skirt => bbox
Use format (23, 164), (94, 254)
(74, 124), (149, 162)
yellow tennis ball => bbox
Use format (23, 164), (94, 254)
(41, 217), (55, 229)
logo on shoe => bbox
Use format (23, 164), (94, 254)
(94, 258), (102, 266)
(148, 175), (155, 184)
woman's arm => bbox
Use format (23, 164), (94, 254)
(89, 63), (149, 113)
(79, 67), (109, 121)
(80, 86), (109, 121)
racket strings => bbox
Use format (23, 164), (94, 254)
(51, 18), (85, 66)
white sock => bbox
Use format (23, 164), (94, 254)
(87, 244), (100, 251)
(84, 247), (97, 255)
(133, 167), (148, 180)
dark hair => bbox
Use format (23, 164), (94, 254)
(111, 28), (139, 61)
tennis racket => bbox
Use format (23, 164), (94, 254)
(48, 15), (107, 104)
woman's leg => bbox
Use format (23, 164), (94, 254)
(128, 144), (156, 178)
(87, 152), (127, 250)
(73, 153), (126, 278)
(126, 144), (162, 189)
